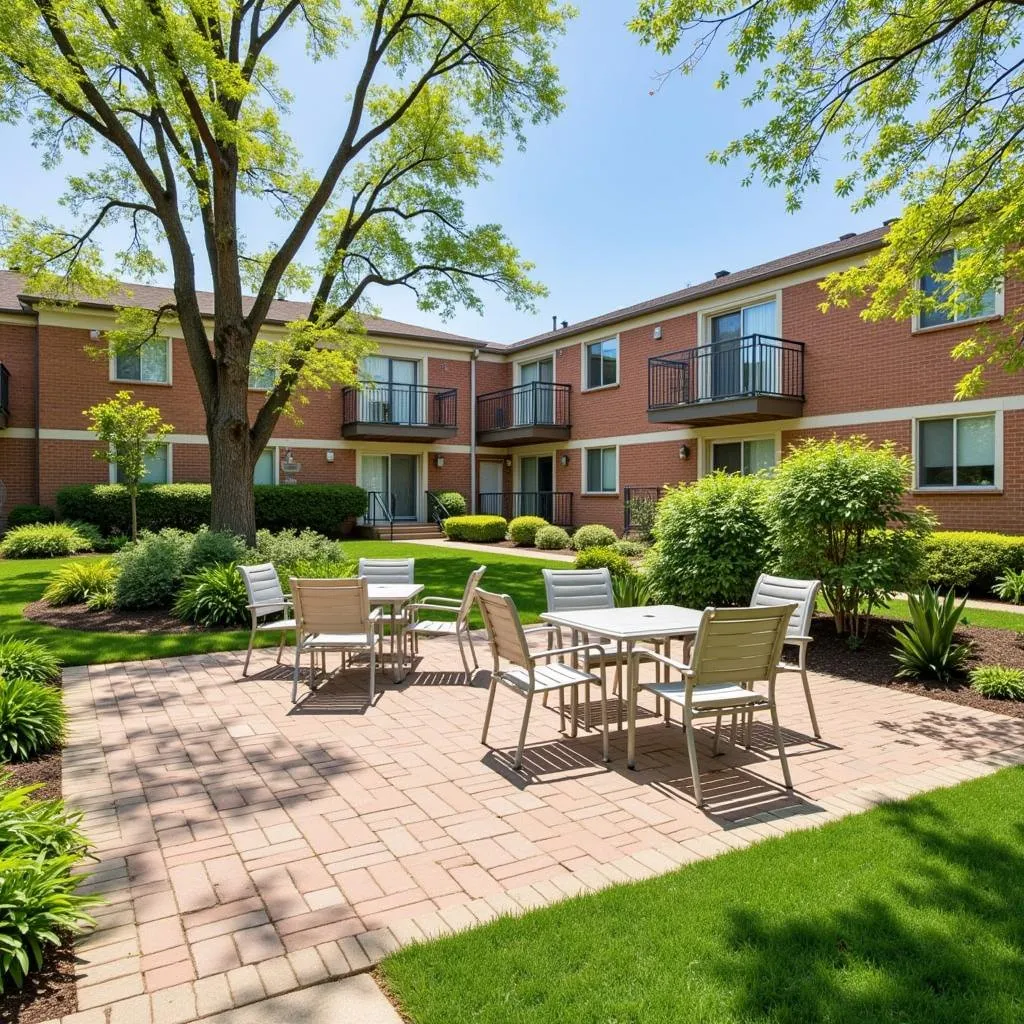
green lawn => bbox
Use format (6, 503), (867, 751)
(814, 594), (1024, 632)
(0, 541), (567, 667)
(381, 767), (1024, 1024)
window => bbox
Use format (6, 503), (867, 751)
(115, 443), (170, 484)
(114, 338), (170, 383)
(585, 338), (618, 390)
(711, 438), (776, 476)
(253, 448), (276, 485)
(919, 249), (998, 329)
(249, 365), (276, 391)
(918, 414), (996, 488)
(585, 446), (617, 493)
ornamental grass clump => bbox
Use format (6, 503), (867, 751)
(969, 666), (1024, 701)
(173, 564), (249, 628)
(0, 678), (67, 762)
(0, 636), (61, 685)
(42, 559), (118, 607)
(0, 523), (95, 559)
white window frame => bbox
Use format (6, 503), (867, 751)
(109, 441), (173, 484)
(581, 336), (619, 393)
(583, 445), (619, 495)
(913, 249), (1004, 333)
(913, 411), (1001, 492)
(109, 336), (173, 385)
(253, 446), (279, 485)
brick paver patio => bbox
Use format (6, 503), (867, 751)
(53, 633), (1024, 1024)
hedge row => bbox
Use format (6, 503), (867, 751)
(56, 483), (367, 537)
(443, 515), (508, 543)
(924, 531), (1024, 594)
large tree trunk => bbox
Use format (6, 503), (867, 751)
(208, 323), (258, 544)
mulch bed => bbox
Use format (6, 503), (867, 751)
(23, 598), (200, 634)
(1, 677), (82, 1024)
(809, 614), (1024, 720)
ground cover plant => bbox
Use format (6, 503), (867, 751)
(382, 767), (1024, 1024)
(970, 666), (1024, 701)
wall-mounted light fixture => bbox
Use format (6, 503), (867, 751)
(559, 453), (570, 467)
(653, 325), (663, 341)
(435, 454), (445, 468)
(504, 457), (513, 468)
(325, 450), (335, 463)
(679, 444), (690, 460)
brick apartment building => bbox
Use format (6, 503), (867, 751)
(1, 223), (1021, 535)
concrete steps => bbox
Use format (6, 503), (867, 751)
(372, 522), (444, 541)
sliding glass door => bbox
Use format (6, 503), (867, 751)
(708, 300), (777, 397)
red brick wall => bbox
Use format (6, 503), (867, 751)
(0, 437), (38, 508)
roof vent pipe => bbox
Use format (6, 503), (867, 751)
(551, 315), (557, 332)
(838, 232), (856, 240)
(560, 320), (568, 329)
(714, 270), (729, 279)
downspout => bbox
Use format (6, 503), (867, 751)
(33, 314), (41, 505)
(469, 348), (478, 513)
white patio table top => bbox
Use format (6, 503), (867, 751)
(367, 583), (424, 681)
(540, 604), (704, 769)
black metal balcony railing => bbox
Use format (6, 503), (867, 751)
(0, 363), (9, 420)
(648, 335), (805, 409)
(477, 381), (571, 433)
(342, 383), (457, 432)
(478, 491), (573, 527)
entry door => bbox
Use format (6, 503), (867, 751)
(519, 455), (554, 520)
(360, 454), (389, 521)
(390, 454), (418, 519)
(709, 310), (743, 398)
(517, 358), (554, 425)
(479, 461), (503, 517)
(709, 301), (777, 397)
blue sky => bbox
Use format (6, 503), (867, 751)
(0, 5), (899, 345)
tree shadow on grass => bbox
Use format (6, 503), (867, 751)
(713, 786), (1024, 1023)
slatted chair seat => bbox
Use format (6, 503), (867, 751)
(497, 661), (600, 694)
(646, 680), (771, 710)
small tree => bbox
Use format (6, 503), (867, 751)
(645, 472), (772, 608)
(85, 392), (172, 541)
(767, 437), (934, 639)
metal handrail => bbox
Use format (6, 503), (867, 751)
(648, 334), (805, 410)
(476, 381), (571, 432)
(425, 490), (453, 532)
(342, 382), (458, 429)
(477, 491), (573, 527)
(365, 490), (395, 541)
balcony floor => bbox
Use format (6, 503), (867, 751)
(476, 424), (571, 447)
(341, 423), (458, 442)
(647, 394), (804, 427)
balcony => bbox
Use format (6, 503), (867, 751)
(0, 363), (8, 429)
(648, 335), (805, 426)
(478, 491), (573, 527)
(341, 383), (458, 441)
(476, 382), (571, 447)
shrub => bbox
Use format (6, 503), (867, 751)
(612, 539), (647, 558)
(61, 521), (104, 551)
(435, 491), (467, 517)
(113, 529), (191, 609)
(85, 589), (115, 612)
(6, 505), (55, 528)
(0, 637), (61, 684)
(923, 531), (1024, 594)
(645, 473), (771, 608)
(174, 564), (248, 628)
(443, 515), (508, 543)
(993, 568), (1024, 605)
(248, 528), (346, 572)
(891, 588), (971, 683)
(284, 558), (358, 589)
(185, 528), (246, 574)
(625, 496), (659, 541)
(768, 437), (933, 638)
(55, 483), (367, 536)
(970, 666), (1024, 701)
(571, 524), (618, 551)
(42, 560), (118, 607)
(508, 516), (549, 547)
(0, 523), (94, 558)
(0, 678), (67, 762)
(574, 547), (633, 578)
(612, 569), (655, 607)
(0, 848), (99, 993)
(535, 525), (571, 550)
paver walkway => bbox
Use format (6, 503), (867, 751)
(52, 635), (1024, 1024)
(399, 537), (576, 561)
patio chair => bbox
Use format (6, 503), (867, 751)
(542, 568), (663, 710)
(357, 558), (415, 584)
(403, 565), (486, 680)
(290, 577), (384, 704)
(637, 603), (796, 807)
(238, 563), (296, 676)
(750, 574), (822, 738)
(477, 587), (610, 770)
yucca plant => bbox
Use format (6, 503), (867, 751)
(173, 563), (248, 628)
(0, 852), (101, 993)
(0, 678), (67, 762)
(42, 559), (118, 607)
(891, 587), (971, 683)
(0, 636), (61, 684)
(993, 568), (1024, 605)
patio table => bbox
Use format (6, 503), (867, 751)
(368, 583), (424, 682)
(540, 604), (703, 769)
